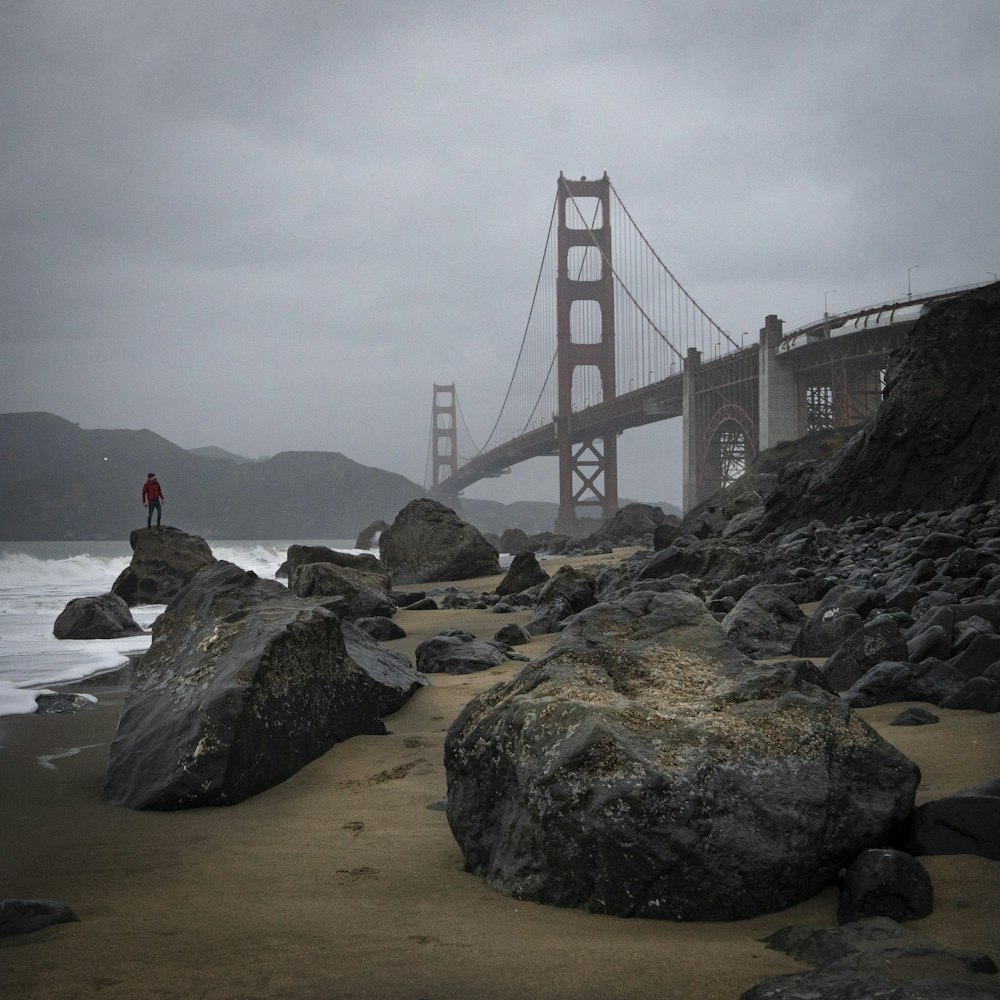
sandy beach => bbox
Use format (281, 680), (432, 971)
(2, 553), (998, 1000)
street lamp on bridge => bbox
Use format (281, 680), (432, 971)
(907, 265), (919, 300)
(824, 290), (836, 336)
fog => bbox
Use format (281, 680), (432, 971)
(3, 1), (997, 507)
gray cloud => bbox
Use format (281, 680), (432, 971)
(2, 0), (998, 507)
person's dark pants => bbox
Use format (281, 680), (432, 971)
(147, 499), (161, 528)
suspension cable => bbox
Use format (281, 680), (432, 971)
(478, 193), (559, 454)
(607, 180), (739, 350)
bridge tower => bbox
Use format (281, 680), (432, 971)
(555, 172), (618, 533)
(431, 383), (458, 493)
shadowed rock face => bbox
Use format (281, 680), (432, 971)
(111, 526), (216, 606)
(753, 282), (1000, 537)
(445, 590), (919, 921)
(105, 561), (424, 810)
(379, 498), (500, 584)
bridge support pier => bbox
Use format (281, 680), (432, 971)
(758, 314), (801, 450)
(681, 347), (701, 513)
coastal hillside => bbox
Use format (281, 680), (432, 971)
(0, 412), (427, 540)
(750, 280), (1000, 537)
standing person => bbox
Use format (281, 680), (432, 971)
(141, 473), (165, 528)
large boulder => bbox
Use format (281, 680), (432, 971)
(278, 544), (384, 580)
(288, 561), (395, 620)
(379, 499), (501, 584)
(53, 592), (144, 639)
(495, 551), (549, 597)
(111, 526), (216, 606)
(445, 590), (919, 920)
(105, 561), (425, 810)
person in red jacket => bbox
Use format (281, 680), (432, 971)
(141, 473), (165, 528)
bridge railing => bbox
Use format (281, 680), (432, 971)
(784, 280), (993, 342)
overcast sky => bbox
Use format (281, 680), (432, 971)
(3, 1), (998, 507)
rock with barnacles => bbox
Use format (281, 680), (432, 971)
(445, 590), (919, 921)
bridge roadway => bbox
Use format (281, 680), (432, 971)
(443, 370), (688, 493)
(438, 284), (987, 506)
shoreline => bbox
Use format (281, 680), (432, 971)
(2, 552), (998, 999)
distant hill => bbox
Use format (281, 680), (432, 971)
(0, 412), (683, 541)
(186, 446), (259, 464)
(0, 413), (427, 541)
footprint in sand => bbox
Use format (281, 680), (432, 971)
(403, 736), (433, 749)
(335, 866), (380, 885)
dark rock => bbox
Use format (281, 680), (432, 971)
(34, 692), (95, 715)
(495, 551), (549, 597)
(583, 502), (666, 546)
(278, 543), (385, 579)
(492, 623), (531, 646)
(525, 565), (597, 635)
(941, 674), (1000, 713)
(339, 620), (424, 716)
(792, 608), (864, 659)
(748, 285), (1000, 535)
(391, 590), (426, 607)
(0, 899), (79, 937)
(743, 917), (1000, 999)
(890, 707), (940, 726)
(905, 779), (1000, 860)
(415, 629), (527, 674)
(404, 597), (438, 611)
(352, 616), (406, 641)
(53, 592), (144, 639)
(111, 526), (216, 606)
(822, 617), (909, 691)
(837, 848), (933, 923)
(446, 590), (919, 921)
(652, 516), (683, 551)
(843, 658), (968, 709)
(950, 634), (1000, 679)
(379, 499), (501, 584)
(104, 561), (425, 810)
(355, 520), (390, 549)
(907, 623), (953, 663)
(720, 584), (805, 657)
(498, 528), (534, 554)
(288, 561), (395, 620)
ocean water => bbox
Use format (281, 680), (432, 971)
(0, 539), (360, 719)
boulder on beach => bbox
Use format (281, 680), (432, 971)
(495, 551), (549, 597)
(378, 498), (500, 584)
(445, 590), (919, 921)
(277, 544), (384, 580)
(53, 592), (144, 639)
(111, 526), (216, 606)
(742, 917), (1000, 999)
(415, 629), (528, 675)
(288, 560), (395, 620)
(105, 561), (425, 810)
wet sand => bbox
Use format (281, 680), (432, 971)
(2, 554), (998, 1000)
